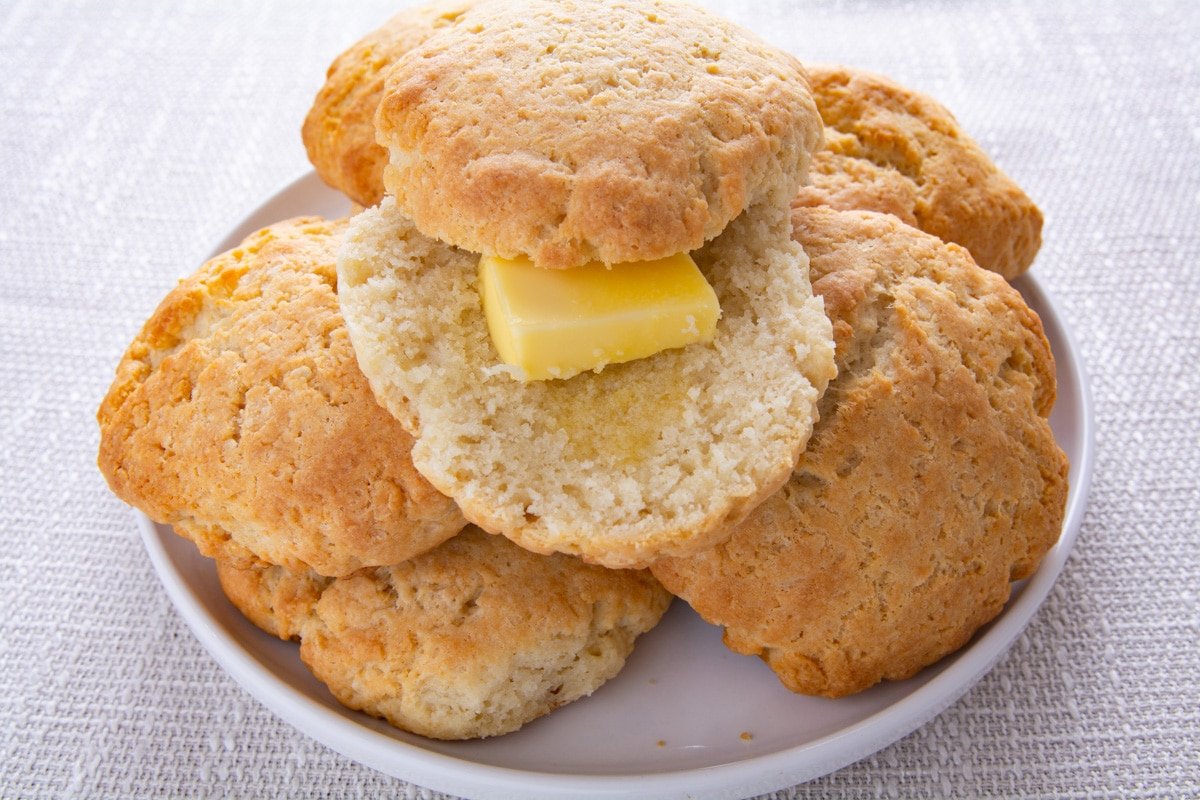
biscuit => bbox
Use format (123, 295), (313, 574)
(301, 0), (475, 208)
(795, 65), (1043, 279)
(97, 217), (466, 577)
(301, 22), (1039, 278)
(651, 206), (1069, 697)
(337, 198), (835, 569)
(216, 555), (329, 640)
(215, 527), (673, 740)
(373, 0), (823, 268)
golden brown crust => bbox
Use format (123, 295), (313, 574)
(214, 528), (672, 739)
(216, 555), (331, 640)
(96, 217), (466, 577)
(795, 64), (1044, 279)
(374, 0), (823, 268)
(303, 27), (1039, 279)
(651, 207), (1068, 697)
(301, 1), (476, 208)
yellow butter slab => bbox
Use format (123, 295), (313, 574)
(479, 252), (720, 381)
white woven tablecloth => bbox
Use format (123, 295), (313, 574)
(2, 1), (1197, 797)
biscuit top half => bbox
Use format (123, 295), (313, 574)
(374, 0), (824, 268)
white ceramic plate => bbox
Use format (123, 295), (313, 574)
(139, 172), (1095, 800)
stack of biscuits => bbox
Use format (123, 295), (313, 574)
(98, 0), (1068, 740)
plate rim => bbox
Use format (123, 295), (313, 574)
(138, 170), (1096, 800)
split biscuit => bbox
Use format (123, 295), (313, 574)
(216, 527), (673, 739)
(301, 18), (1039, 278)
(652, 207), (1069, 697)
(338, 198), (835, 569)
(796, 65), (1043, 279)
(373, 0), (824, 268)
(97, 216), (466, 577)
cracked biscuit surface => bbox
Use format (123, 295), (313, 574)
(796, 65), (1043, 279)
(338, 198), (835, 569)
(97, 216), (466, 577)
(301, 20), (1039, 278)
(651, 207), (1069, 697)
(216, 527), (672, 740)
(373, 0), (823, 268)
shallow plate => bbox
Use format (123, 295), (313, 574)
(139, 172), (1095, 800)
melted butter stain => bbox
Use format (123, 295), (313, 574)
(551, 362), (690, 467)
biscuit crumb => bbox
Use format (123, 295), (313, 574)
(740, 731), (753, 741)
(656, 740), (666, 748)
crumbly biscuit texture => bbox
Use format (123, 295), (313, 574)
(795, 65), (1043, 279)
(97, 217), (466, 577)
(652, 207), (1068, 697)
(302, 0), (476, 207)
(215, 527), (672, 740)
(337, 199), (836, 569)
(374, 0), (823, 268)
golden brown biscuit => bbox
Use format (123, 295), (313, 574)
(795, 65), (1043, 279)
(651, 207), (1069, 697)
(338, 198), (835, 569)
(215, 527), (672, 740)
(302, 22), (1039, 278)
(97, 217), (466, 577)
(373, 0), (823, 268)
(216, 556), (330, 640)
(301, 0), (475, 208)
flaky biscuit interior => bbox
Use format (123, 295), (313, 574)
(337, 199), (835, 569)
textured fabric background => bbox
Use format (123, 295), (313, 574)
(1, 1), (1197, 797)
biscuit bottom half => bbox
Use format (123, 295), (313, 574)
(217, 526), (672, 740)
(337, 198), (836, 569)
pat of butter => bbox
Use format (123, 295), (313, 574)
(479, 252), (720, 381)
